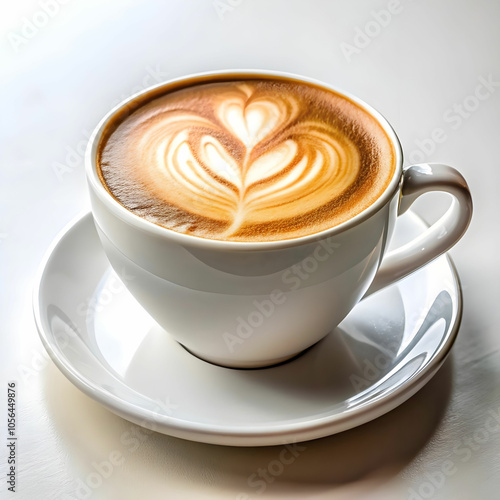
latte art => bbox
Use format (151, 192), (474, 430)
(136, 85), (360, 235)
(98, 78), (396, 241)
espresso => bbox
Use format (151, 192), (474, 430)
(97, 76), (396, 242)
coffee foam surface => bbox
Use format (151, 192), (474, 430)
(98, 78), (396, 241)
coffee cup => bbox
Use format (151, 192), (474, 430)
(85, 70), (472, 368)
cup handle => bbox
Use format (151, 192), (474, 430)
(365, 163), (473, 296)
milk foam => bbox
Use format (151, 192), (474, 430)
(98, 78), (396, 241)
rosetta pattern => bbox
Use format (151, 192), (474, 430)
(135, 83), (361, 238)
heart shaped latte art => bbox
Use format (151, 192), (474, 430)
(135, 83), (361, 238)
(99, 79), (396, 241)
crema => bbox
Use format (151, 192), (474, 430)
(97, 77), (396, 241)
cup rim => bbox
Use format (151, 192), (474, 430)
(85, 69), (404, 251)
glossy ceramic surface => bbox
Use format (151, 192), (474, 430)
(85, 71), (471, 368)
(34, 211), (462, 446)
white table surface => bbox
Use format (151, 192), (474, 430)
(1, 1), (499, 498)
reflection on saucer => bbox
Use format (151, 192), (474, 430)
(34, 212), (462, 446)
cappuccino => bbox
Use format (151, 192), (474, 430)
(97, 76), (396, 241)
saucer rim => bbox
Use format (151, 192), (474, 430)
(33, 211), (462, 446)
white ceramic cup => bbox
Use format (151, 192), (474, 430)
(85, 70), (473, 368)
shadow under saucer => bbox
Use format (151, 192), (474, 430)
(42, 353), (453, 498)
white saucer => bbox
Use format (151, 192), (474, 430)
(34, 212), (462, 447)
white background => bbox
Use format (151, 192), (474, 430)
(1, 0), (499, 499)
